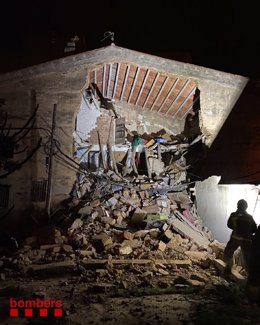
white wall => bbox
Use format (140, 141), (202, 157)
(195, 176), (259, 243)
(74, 97), (101, 143)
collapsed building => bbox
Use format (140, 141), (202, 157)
(0, 44), (252, 286)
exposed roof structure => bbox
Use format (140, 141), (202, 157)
(0, 44), (248, 147)
(89, 62), (197, 121)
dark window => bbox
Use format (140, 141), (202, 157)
(31, 180), (47, 202)
(88, 151), (100, 170)
(0, 185), (9, 208)
(115, 118), (125, 145)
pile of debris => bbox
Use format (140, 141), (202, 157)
(0, 172), (246, 289)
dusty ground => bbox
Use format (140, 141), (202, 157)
(1, 274), (260, 325)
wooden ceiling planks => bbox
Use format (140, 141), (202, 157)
(89, 62), (197, 120)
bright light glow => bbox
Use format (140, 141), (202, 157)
(253, 191), (260, 225)
(195, 177), (260, 243)
(225, 185), (260, 224)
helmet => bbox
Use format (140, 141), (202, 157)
(237, 199), (248, 211)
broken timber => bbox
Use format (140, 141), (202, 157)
(26, 260), (76, 275)
(81, 258), (191, 268)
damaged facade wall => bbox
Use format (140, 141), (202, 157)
(195, 176), (259, 243)
(194, 80), (260, 184)
(0, 45), (248, 221)
(198, 78), (246, 146)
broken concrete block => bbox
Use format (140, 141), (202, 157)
(157, 241), (166, 252)
(116, 216), (123, 225)
(149, 229), (159, 239)
(189, 243), (199, 251)
(139, 183), (154, 190)
(131, 208), (147, 226)
(185, 251), (208, 261)
(212, 258), (226, 273)
(190, 272), (208, 283)
(123, 231), (133, 240)
(92, 234), (113, 247)
(166, 238), (177, 249)
(90, 199), (101, 207)
(142, 205), (160, 213)
(157, 268), (169, 275)
(78, 206), (93, 215)
(134, 230), (150, 238)
(119, 246), (132, 255)
(121, 239), (141, 249)
(106, 197), (118, 206)
(173, 260), (192, 268)
(113, 210), (122, 218)
(101, 216), (116, 225)
(187, 279), (205, 286)
(145, 213), (168, 221)
(70, 218), (83, 230)
(162, 223), (169, 232)
(145, 139), (156, 147)
(174, 246), (186, 254)
(132, 239), (143, 249)
(91, 211), (99, 220)
(63, 245), (74, 253)
(201, 257), (213, 268)
(170, 217), (210, 248)
(164, 229), (173, 240)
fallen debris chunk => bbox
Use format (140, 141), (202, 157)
(27, 261), (76, 275)
(131, 208), (147, 226)
(169, 217), (210, 248)
(119, 246), (133, 255)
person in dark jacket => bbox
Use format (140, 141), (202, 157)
(223, 199), (257, 273)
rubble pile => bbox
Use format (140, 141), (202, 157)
(0, 174), (246, 289)
(0, 131), (247, 288)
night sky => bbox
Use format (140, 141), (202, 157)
(0, 0), (260, 78)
